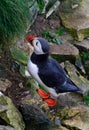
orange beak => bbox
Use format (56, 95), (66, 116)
(26, 35), (36, 46)
(26, 35), (36, 42)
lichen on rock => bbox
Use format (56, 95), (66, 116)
(59, 0), (89, 41)
(0, 94), (25, 130)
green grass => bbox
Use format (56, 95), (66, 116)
(84, 93), (89, 106)
(56, 28), (68, 36)
(37, 0), (45, 12)
(42, 28), (65, 44)
(0, 0), (29, 46)
(81, 52), (89, 63)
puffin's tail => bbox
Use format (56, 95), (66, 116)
(76, 88), (84, 94)
(67, 77), (84, 94)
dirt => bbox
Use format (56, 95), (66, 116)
(27, 13), (61, 36)
(0, 54), (23, 81)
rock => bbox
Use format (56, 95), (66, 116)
(46, 0), (60, 18)
(10, 47), (29, 65)
(59, 0), (89, 41)
(83, 60), (89, 77)
(74, 39), (89, 51)
(0, 104), (7, 112)
(0, 116), (8, 125)
(17, 38), (33, 55)
(28, 0), (38, 27)
(38, 0), (60, 18)
(58, 93), (83, 108)
(59, 106), (89, 130)
(19, 104), (51, 130)
(65, 61), (89, 93)
(51, 43), (79, 55)
(0, 93), (25, 130)
(75, 57), (86, 74)
(0, 125), (15, 130)
(74, 40), (89, 76)
(0, 78), (12, 92)
(6, 79), (51, 130)
(55, 117), (61, 126)
(58, 126), (69, 130)
(10, 45), (32, 77)
(50, 43), (79, 62)
(83, 61), (89, 77)
(53, 125), (69, 130)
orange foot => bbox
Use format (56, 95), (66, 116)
(37, 88), (50, 99)
(44, 98), (57, 107)
(37, 88), (57, 107)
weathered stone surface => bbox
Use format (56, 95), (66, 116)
(0, 93), (25, 130)
(83, 60), (89, 76)
(0, 78), (12, 92)
(0, 104), (7, 113)
(0, 125), (15, 130)
(59, 0), (89, 41)
(29, 0), (38, 27)
(46, 0), (60, 18)
(50, 43), (79, 62)
(17, 38), (33, 55)
(51, 43), (79, 55)
(73, 40), (89, 76)
(65, 61), (89, 93)
(6, 79), (51, 130)
(10, 47), (29, 65)
(26, 79), (84, 129)
(20, 104), (51, 130)
(75, 58), (86, 74)
(46, 104), (89, 130)
(53, 125), (69, 130)
(59, 106), (89, 130)
(74, 39), (89, 50)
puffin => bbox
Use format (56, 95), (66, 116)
(26, 36), (83, 106)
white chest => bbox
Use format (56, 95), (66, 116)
(27, 59), (58, 98)
(28, 60), (39, 79)
(28, 59), (45, 87)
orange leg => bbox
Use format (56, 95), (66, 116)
(37, 88), (50, 99)
(44, 98), (57, 107)
(37, 88), (57, 107)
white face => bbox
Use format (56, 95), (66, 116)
(32, 39), (45, 55)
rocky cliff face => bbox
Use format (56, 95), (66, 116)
(59, 0), (89, 41)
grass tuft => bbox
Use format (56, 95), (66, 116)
(0, 0), (29, 46)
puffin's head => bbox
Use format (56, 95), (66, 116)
(26, 36), (50, 55)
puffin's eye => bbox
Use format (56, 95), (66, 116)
(36, 42), (38, 46)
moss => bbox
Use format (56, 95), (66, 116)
(0, 95), (25, 130)
(59, 2), (89, 41)
(51, 54), (77, 63)
(10, 47), (29, 65)
(77, 29), (89, 41)
(59, 0), (82, 13)
(70, 28), (89, 41)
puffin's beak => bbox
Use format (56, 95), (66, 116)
(26, 35), (36, 46)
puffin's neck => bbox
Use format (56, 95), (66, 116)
(31, 52), (49, 64)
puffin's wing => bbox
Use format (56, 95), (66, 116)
(66, 77), (83, 94)
(38, 58), (83, 94)
(49, 58), (83, 94)
(38, 58), (67, 90)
